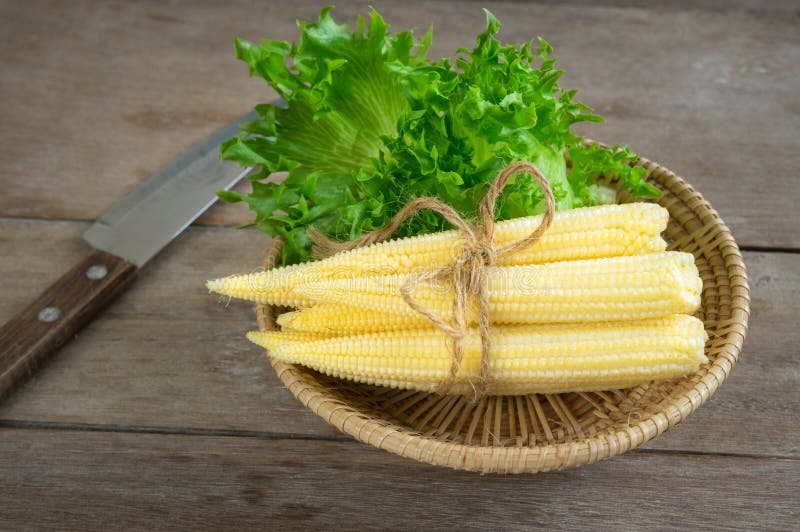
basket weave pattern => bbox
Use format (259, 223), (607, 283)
(255, 153), (750, 474)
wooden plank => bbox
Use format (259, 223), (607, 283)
(645, 251), (799, 455)
(0, 219), (339, 437)
(0, 248), (137, 400)
(458, 0), (800, 12)
(0, 219), (797, 457)
(0, 1), (798, 248)
(0, 428), (797, 530)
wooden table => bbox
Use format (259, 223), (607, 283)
(1, 1), (797, 529)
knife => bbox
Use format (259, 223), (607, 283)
(0, 109), (258, 400)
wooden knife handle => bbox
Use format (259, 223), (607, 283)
(0, 249), (138, 400)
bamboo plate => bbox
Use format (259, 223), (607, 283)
(254, 150), (750, 474)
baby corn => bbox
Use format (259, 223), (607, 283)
(292, 252), (702, 326)
(208, 202), (708, 396)
(206, 203), (668, 307)
(248, 315), (708, 395)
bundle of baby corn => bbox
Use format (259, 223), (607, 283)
(208, 202), (707, 395)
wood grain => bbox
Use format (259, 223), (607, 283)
(0, 219), (338, 436)
(0, 220), (796, 456)
(0, 428), (797, 530)
(461, 0), (800, 11)
(0, 1), (798, 248)
(0, 249), (137, 400)
(0, 1), (796, 527)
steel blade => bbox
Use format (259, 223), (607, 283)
(83, 109), (258, 266)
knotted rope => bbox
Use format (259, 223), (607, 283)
(311, 161), (555, 400)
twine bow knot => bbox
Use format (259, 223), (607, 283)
(312, 161), (555, 401)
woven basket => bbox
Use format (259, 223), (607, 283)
(254, 150), (750, 474)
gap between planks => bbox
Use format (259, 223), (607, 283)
(0, 215), (798, 254)
(1, 418), (796, 462)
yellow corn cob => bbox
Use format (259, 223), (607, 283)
(292, 252), (702, 328)
(206, 203), (668, 307)
(206, 261), (311, 308)
(248, 315), (708, 395)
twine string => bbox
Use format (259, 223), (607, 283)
(311, 161), (555, 400)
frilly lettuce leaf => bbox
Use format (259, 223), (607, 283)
(220, 7), (659, 264)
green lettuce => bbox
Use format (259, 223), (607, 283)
(219, 7), (660, 264)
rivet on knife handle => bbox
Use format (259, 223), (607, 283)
(0, 250), (137, 400)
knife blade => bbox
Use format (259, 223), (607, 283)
(0, 109), (258, 400)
